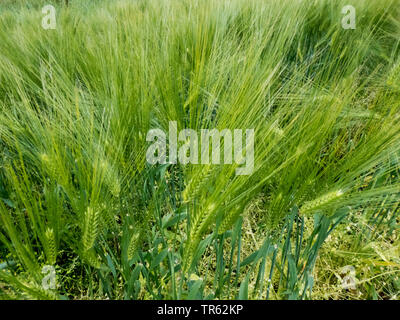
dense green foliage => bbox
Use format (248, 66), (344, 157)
(0, 0), (399, 299)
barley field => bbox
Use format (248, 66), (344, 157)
(0, 0), (400, 300)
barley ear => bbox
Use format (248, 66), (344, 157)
(299, 190), (344, 214)
(82, 207), (100, 251)
(44, 228), (57, 265)
(127, 232), (141, 261)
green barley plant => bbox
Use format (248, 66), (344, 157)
(0, 0), (400, 300)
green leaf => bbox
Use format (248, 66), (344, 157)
(238, 274), (250, 300)
(187, 280), (203, 300)
(150, 249), (169, 270)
